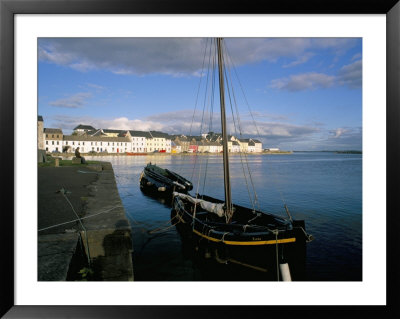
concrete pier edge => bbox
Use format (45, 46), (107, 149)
(81, 161), (134, 281)
(38, 161), (134, 281)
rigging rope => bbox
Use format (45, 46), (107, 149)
(223, 63), (257, 212)
(223, 41), (261, 212)
(191, 39), (217, 228)
(225, 43), (289, 212)
(201, 40), (218, 196)
(187, 38), (210, 181)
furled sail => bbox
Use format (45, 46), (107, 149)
(173, 192), (225, 217)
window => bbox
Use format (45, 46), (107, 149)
(52, 134), (54, 138)
(66, 141), (68, 145)
(46, 134), (48, 138)
(46, 147), (48, 151)
(52, 141), (54, 145)
(57, 135), (59, 138)
(46, 141), (48, 145)
(57, 141), (59, 145)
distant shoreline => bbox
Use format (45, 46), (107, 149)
(52, 151), (294, 157)
(294, 150), (362, 154)
(48, 150), (363, 157)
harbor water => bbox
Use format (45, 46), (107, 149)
(86, 152), (362, 281)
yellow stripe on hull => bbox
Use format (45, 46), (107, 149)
(193, 229), (296, 246)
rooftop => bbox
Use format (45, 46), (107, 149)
(129, 130), (152, 138)
(63, 135), (131, 142)
(73, 124), (96, 131)
(44, 128), (63, 134)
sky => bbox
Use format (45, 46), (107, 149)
(38, 37), (362, 151)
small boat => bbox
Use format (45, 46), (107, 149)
(126, 152), (147, 156)
(171, 38), (313, 280)
(139, 162), (193, 196)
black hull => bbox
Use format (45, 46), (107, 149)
(139, 163), (193, 198)
(171, 194), (310, 280)
(139, 173), (175, 198)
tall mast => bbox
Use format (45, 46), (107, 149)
(216, 38), (233, 222)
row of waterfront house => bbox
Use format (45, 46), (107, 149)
(38, 116), (266, 154)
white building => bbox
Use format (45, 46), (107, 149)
(209, 141), (222, 153)
(129, 131), (151, 153)
(238, 139), (249, 153)
(40, 119), (262, 155)
(63, 134), (131, 154)
(43, 128), (63, 153)
(252, 139), (263, 153)
(147, 131), (171, 152)
(265, 148), (280, 152)
(231, 141), (240, 152)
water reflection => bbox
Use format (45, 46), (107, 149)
(85, 153), (362, 281)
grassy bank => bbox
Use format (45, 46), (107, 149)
(38, 157), (101, 167)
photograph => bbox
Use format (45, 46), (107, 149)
(1, 1), (398, 316)
(37, 37), (362, 282)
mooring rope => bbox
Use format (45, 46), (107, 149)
(274, 229), (280, 281)
(147, 218), (181, 234)
(38, 203), (124, 232)
(59, 188), (91, 267)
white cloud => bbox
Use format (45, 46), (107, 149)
(39, 38), (208, 76)
(330, 128), (349, 138)
(270, 72), (335, 91)
(38, 38), (360, 76)
(86, 83), (106, 90)
(45, 112), (362, 151)
(49, 92), (92, 108)
(270, 59), (362, 91)
(47, 110), (318, 140)
(282, 52), (315, 68)
(242, 111), (289, 122)
(337, 60), (362, 89)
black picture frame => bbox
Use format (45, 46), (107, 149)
(1, 0), (399, 318)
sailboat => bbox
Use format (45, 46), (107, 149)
(171, 38), (313, 280)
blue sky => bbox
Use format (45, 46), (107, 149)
(38, 38), (362, 151)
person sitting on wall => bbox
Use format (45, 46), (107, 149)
(75, 147), (86, 164)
